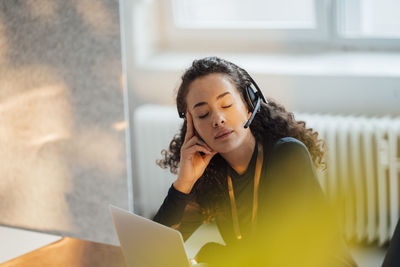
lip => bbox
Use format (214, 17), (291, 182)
(214, 129), (234, 139)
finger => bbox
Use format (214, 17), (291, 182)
(184, 136), (213, 152)
(183, 136), (199, 148)
(186, 145), (213, 156)
(197, 138), (213, 152)
(184, 111), (194, 143)
(183, 141), (213, 153)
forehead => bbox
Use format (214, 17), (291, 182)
(186, 73), (240, 104)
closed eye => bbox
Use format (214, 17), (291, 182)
(199, 113), (209, 119)
(198, 104), (231, 119)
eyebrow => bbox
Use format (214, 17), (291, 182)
(193, 92), (232, 109)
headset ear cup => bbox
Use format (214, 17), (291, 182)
(246, 85), (258, 111)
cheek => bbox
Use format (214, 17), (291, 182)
(231, 106), (249, 122)
(194, 120), (214, 144)
(193, 119), (207, 135)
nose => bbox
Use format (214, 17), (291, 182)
(212, 111), (225, 127)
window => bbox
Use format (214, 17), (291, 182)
(158, 0), (400, 52)
(339, 0), (400, 39)
(172, 0), (316, 29)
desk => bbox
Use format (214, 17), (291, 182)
(0, 223), (222, 267)
(0, 237), (126, 267)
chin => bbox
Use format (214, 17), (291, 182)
(212, 140), (242, 154)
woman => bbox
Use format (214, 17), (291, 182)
(153, 57), (356, 267)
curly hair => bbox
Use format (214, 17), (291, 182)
(157, 56), (326, 218)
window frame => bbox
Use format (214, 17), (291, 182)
(157, 0), (332, 52)
(129, 0), (400, 62)
(152, 0), (400, 53)
(331, 0), (400, 51)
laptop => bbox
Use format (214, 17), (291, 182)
(109, 205), (208, 267)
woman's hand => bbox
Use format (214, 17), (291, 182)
(173, 112), (217, 194)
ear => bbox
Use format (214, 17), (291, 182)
(247, 111), (252, 120)
(246, 102), (253, 119)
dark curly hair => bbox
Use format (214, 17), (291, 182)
(157, 56), (326, 220)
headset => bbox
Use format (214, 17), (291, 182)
(179, 74), (268, 129)
(243, 75), (268, 128)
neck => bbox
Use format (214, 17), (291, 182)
(220, 133), (256, 175)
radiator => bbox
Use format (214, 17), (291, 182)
(296, 113), (400, 245)
(134, 105), (400, 245)
(133, 105), (183, 219)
